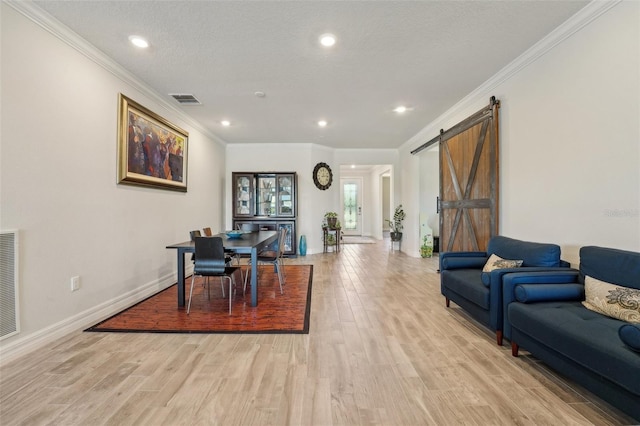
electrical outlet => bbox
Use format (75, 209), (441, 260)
(70, 276), (80, 292)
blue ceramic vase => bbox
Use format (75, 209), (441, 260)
(299, 235), (307, 256)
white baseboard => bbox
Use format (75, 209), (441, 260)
(0, 268), (189, 365)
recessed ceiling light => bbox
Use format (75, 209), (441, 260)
(221, 120), (231, 127)
(394, 106), (407, 113)
(318, 120), (328, 127)
(128, 35), (149, 48)
(319, 33), (336, 47)
(254, 91), (266, 98)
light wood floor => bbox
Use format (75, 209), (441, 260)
(1, 240), (636, 425)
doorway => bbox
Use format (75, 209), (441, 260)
(339, 164), (393, 240)
(341, 177), (363, 236)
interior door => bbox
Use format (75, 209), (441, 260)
(440, 98), (500, 252)
(341, 178), (362, 236)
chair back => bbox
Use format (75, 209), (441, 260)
(202, 227), (213, 237)
(189, 230), (202, 261)
(194, 237), (227, 275)
(276, 227), (287, 258)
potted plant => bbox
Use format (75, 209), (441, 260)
(386, 204), (405, 241)
(420, 235), (433, 258)
(324, 211), (339, 228)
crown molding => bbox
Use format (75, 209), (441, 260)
(404, 0), (621, 152)
(5, 0), (227, 146)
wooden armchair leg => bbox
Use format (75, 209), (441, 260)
(496, 330), (503, 346)
(445, 297), (450, 308)
(511, 342), (519, 357)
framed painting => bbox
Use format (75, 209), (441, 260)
(117, 94), (189, 191)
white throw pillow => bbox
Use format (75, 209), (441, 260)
(582, 275), (640, 323)
(482, 253), (523, 272)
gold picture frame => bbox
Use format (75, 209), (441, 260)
(117, 94), (188, 191)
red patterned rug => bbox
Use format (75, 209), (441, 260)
(86, 265), (312, 334)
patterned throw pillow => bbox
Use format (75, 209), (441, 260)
(582, 276), (640, 323)
(482, 253), (524, 272)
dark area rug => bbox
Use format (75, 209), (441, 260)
(86, 265), (312, 334)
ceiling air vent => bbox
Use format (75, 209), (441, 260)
(169, 93), (201, 105)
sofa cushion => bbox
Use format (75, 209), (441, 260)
(480, 254), (524, 285)
(487, 236), (561, 267)
(580, 246), (640, 290)
(482, 254), (523, 272)
(441, 256), (488, 270)
(582, 276), (640, 323)
(441, 269), (489, 309)
(515, 283), (584, 303)
(509, 301), (640, 395)
(619, 324), (640, 352)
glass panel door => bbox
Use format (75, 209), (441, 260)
(277, 221), (296, 255)
(256, 175), (276, 216)
(233, 174), (253, 217)
(341, 178), (362, 235)
(277, 174), (295, 216)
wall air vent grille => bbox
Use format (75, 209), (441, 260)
(169, 93), (201, 105)
(0, 230), (19, 340)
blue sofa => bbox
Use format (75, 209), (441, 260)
(506, 246), (640, 421)
(440, 236), (571, 345)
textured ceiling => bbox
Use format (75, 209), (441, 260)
(32, 0), (588, 149)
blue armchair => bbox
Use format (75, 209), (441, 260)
(440, 235), (572, 345)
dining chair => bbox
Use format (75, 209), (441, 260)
(244, 227), (286, 295)
(189, 230), (202, 263)
(191, 229), (229, 297)
(204, 226), (245, 283)
(188, 237), (241, 315)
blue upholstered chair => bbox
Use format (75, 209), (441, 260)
(440, 235), (572, 345)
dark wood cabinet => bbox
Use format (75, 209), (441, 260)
(232, 172), (297, 256)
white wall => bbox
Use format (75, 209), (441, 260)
(419, 150), (439, 236)
(404, 1), (640, 264)
(371, 165), (393, 240)
(382, 175), (391, 230)
(0, 5), (226, 361)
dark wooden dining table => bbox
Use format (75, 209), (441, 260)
(166, 230), (278, 308)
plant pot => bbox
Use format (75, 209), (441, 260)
(390, 232), (402, 241)
(420, 246), (433, 258)
(327, 217), (337, 228)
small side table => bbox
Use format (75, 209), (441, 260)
(322, 226), (341, 253)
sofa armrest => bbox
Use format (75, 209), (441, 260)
(619, 324), (640, 352)
(482, 265), (572, 286)
(501, 270), (580, 341)
(514, 283), (584, 303)
(440, 251), (487, 270)
(486, 267), (575, 332)
(502, 270), (580, 300)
